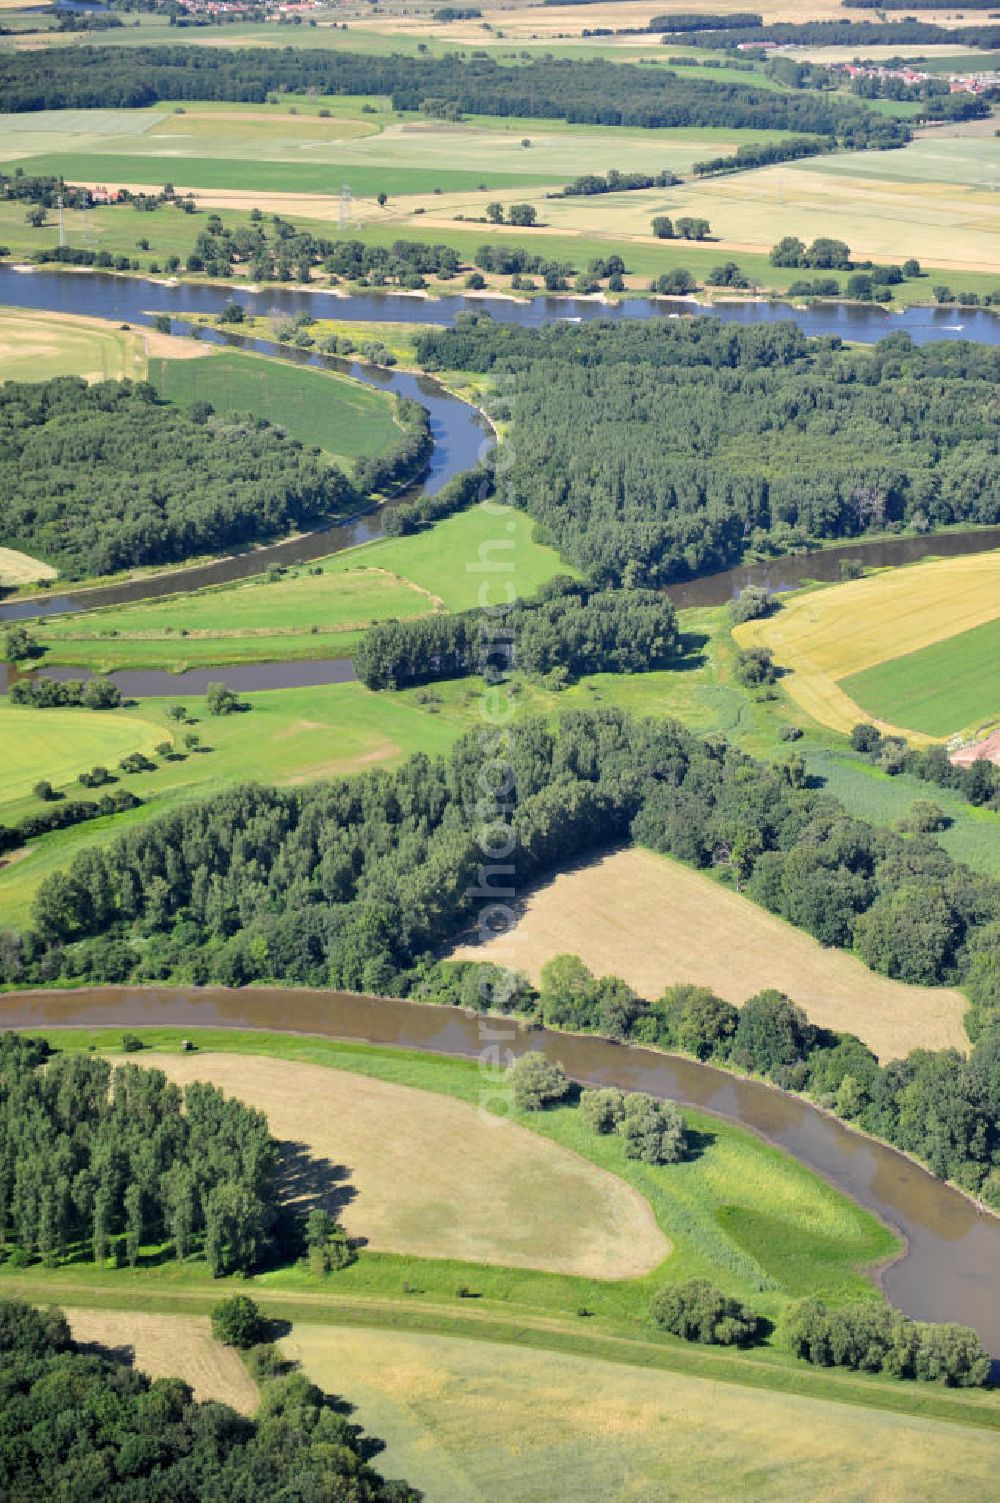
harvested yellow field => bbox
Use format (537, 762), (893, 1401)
(0, 546), (56, 586)
(287, 1324), (1000, 1503)
(0, 306), (210, 385)
(371, 0), (968, 36)
(66, 1309), (259, 1413)
(452, 847), (969, 1061)
(534, 158), (1000, 273)
(137, 1053), (668, 1277)
(734, 551), (1000, 741)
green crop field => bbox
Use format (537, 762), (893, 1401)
(842, 616), (1000, 739)
(0, 105), (803, 195)
(2, 151), (556, 197)
(805, 747), (1000, 880)
(149, 349), (401, 462)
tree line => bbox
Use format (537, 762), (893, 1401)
(0, 45), (910, 145)
(556, 168), (680, 196)
(0, 1299), (420, 1501)
(6, 706), (1000, 1196)
(0, 373), (430, 580)
(183, 213), (464, 287)
(671, 17), (1000, 49)
(353, 581), (681, 690)
(0, 1033), (281, 1274)
(693, 135), (833, 177)
(412, 315), (1000, 587)
(0, 790), (141, 861)
(439, 941), (1000, 1208)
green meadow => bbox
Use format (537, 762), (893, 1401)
(843, 616), (1000, 738)
(34, 505), (571, 670)
(2, 151), (556, 197)
(149, 349), (401, 463)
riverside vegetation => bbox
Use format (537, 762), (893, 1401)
(7, 709), (1000, 1208)
(0, 374), (430, 581)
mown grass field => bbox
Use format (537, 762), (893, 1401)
(0, 547), (56, 587)
(735, 551), (1000, 740)
(66, 1308), (258, 1413)
(843, 615), (1000, 740)
(136, 1052), (668, 1278)
(288, 1322), (1000, 1503)
(0, 306), (152, 384)
(0, 702), (163, 807)
(22, 1029), (897, 1324)
(34, 504), (569, 669)
(454, 846), (970, 1061)
(527, 132), (1000, 273)
(149, 349), (401, 462)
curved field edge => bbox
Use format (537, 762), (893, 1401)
(841, 615), (1000, 741)
(31, 505), (571, 669)
(132, 1050), (670, 1280)
(2, 1026), (896, 1326)
(452, 847), (970, 1061)
(734, 551), (1000, 742)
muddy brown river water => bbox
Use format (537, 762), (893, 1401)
(2, 985), (999, 1354)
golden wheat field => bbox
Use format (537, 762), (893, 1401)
(734, 550), (1000, 740)
(452, 847), (969, 1061)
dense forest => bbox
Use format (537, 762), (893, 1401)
(0, 1033), (280, 1273)
(673, 17), (1000, 49)
(0, 374), (424, 578)
(354, 582), (680, 689)
(0, 46), (909, 144)
(0, 1299), (419, 1502)
(414, 317), (1000, 585)
(5, 707), (1000, 1197)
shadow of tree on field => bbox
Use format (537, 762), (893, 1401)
(276, 1138), (359, 1222)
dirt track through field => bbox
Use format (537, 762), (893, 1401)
(452, 848), (969, 1062)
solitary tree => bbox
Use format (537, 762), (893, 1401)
(211, 1294), (264, 1349)
(509, 1051), (570, 1111)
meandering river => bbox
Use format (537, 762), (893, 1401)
(2, 984), (998, 1353)
(2, 272), (1000, 1347)
(1, 264), (999, 642)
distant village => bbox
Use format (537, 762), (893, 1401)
(837, 60), (1000, 97)
(176, 0), (322, 17)
(734, 41), (1000, 96)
